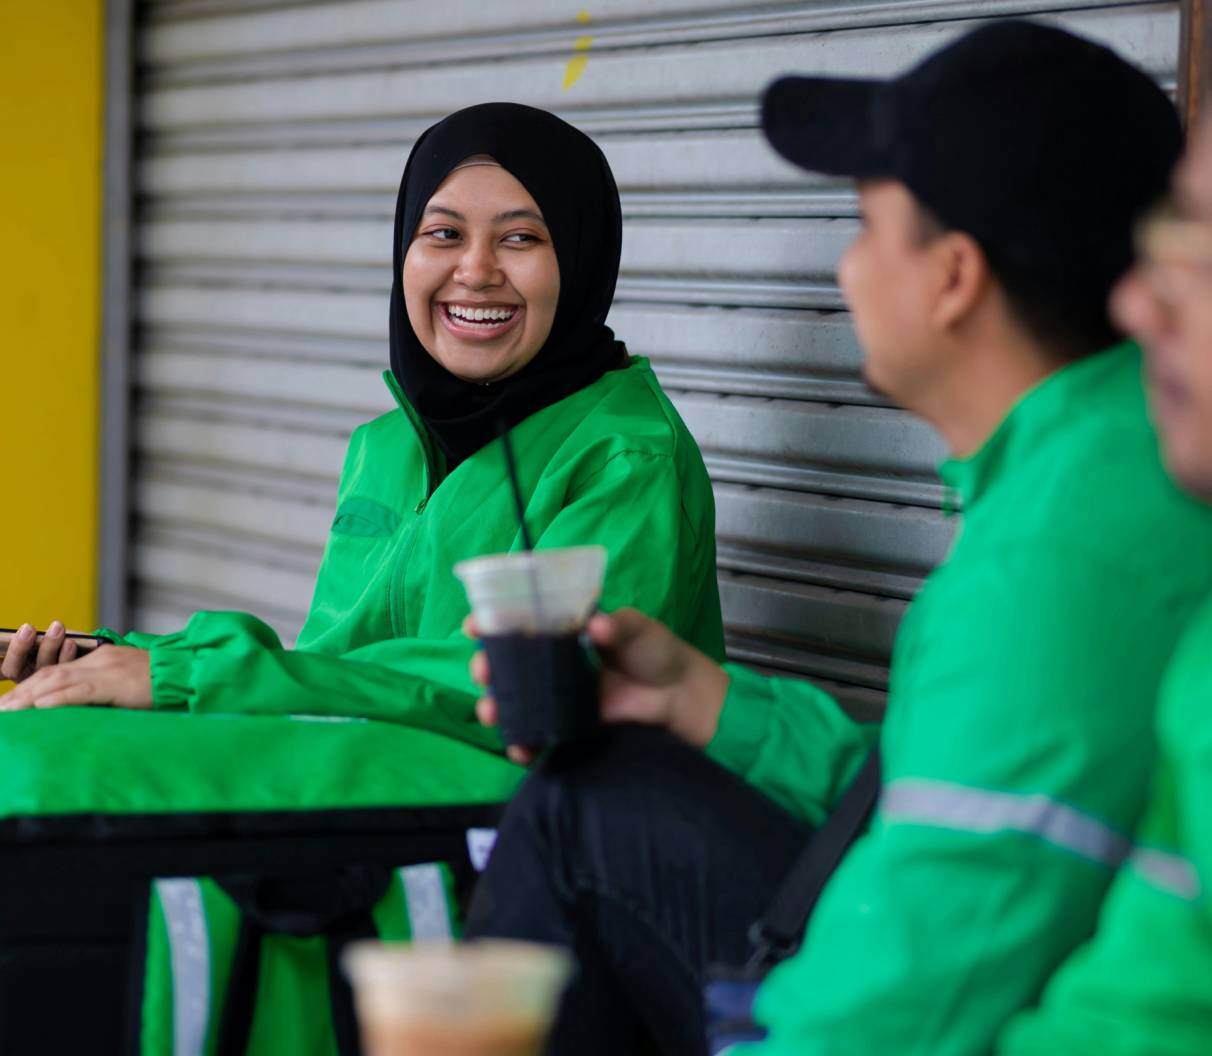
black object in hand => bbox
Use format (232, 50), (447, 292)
(0, 629), (110, 659)
(483, 632), (599, 749)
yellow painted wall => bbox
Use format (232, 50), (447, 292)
(0, 1), (103, 633)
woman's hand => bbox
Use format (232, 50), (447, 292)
(1, 622), (82, 683)
(466, 608), (730, 763)
(0, 645), (153, 712)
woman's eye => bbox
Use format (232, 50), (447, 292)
(503, 232), (540, 245)
(428, 227), (460, 241)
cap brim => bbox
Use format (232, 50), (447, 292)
(761, 76), (892, 178)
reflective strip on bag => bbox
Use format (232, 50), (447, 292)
(155, 878), (212, 1056)
(881, 779), (1132, 869)
(466, 827), (498, 872)
(399, 863), (453, 941)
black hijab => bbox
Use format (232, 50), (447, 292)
(389, 103), (627, 468)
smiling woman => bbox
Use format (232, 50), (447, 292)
(3, 102), (723, 715)
(0, 102), (725, 1053)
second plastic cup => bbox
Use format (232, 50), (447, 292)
(344, 939), (573, 1056)
(455, 546), (606, 748)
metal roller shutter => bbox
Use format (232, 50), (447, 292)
(128, 0), (1180, 717)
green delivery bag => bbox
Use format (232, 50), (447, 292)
(0, 707), (523, 1056)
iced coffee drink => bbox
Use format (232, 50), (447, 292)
(455, 546), (606, 748)
(344, 940), (572, 1056)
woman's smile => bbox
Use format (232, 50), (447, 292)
(437, 301), (525, 342)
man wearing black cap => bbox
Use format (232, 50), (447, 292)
(465, 21), (1212, 1055)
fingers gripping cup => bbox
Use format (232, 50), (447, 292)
(455, 546), (606, 748)
(344, 939), (573, 1056)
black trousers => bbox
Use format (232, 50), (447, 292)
(464, 725), (810, 1055)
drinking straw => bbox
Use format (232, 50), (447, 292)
(497, 421), (545, 627)
(499, 424), (534, 551)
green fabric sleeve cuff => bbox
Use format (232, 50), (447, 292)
(705, 663), (776, 779)
(146, 633), (194, 710)
(95, 627), (165, 651)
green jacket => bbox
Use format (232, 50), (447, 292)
(9, 358), (721, 819)
(1, 356), (722, 1056)
(999, 594), (1212, 1055)
(710, 343), (1212, 1055)
(118, 356), (723, 759)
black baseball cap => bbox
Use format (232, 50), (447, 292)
(762, 20), (1181, 303)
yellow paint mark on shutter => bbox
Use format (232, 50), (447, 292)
(563, 11), (593, 91)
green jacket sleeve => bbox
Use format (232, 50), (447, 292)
(147, 611), (500, 749)
(144, 449), (718, 739)
(707, 665), (878, 825)
(96, 629), (167, 650)
(540, 449), (724, 660)
(742, 546), (1176, 1056)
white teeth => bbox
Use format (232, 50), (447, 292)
(445, 304), (517, 324)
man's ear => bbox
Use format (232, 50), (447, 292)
(931, 231), (990, 331)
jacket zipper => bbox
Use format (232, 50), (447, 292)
(382, 370), (443, 509)
(381, 371), (445, 635)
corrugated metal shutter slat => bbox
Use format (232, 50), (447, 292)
(130, 0), (1178, 711)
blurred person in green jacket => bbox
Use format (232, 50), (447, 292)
(1000, 102), (1212, 1056)
(463, 23), (1212, 1056)
(1, 102), (724, 739)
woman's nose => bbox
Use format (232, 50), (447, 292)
(453, 239), (503, 289)
(1110, 265), (1172, 346)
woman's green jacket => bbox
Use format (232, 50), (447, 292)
(113, 356), (724, 755)
(64, 356), (723, 1056)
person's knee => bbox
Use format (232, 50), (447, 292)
(503, 724), (692, 842)
(542, 723), (699, 784)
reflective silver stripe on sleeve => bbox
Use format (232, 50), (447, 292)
(155, 878), (211, 1056)
(881, 780), (1132, 869)
(399, 863), (453, 941)
(1130, 847), (1202, 900)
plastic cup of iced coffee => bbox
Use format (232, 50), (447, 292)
(344, 939), (573, 1056)
(455, 546), (606, 749)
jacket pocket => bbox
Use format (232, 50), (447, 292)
(330, 496), (403, 538)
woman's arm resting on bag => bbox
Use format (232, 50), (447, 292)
(0, 644), (150, 710)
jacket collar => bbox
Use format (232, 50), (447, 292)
(938, 341), (1139, 512)
(382, 370), (445, 498)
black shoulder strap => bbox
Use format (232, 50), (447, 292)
(215, 919), (264, 1056)
(747, 748), (881, 969)
(326, 912), (379, 1056)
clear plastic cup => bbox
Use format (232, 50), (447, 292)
(455, 547), (607, 748)
(453, 546), (607, 636)
(343, 939), (574, 1056)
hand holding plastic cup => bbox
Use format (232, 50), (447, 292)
(455, 546), (606, 749)
(344, 939), (573, 1056)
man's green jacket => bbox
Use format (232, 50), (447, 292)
(709, 343), (1212, 1055)
(1000, 593), (1212, 1055)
